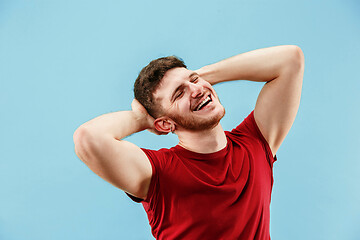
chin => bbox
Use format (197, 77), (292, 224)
(172, 106), (225, 131)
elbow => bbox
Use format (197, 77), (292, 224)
(279, 45), (304, 77)
(73, 126), (86, 152)
(288, 45), (305, 70)
(73, 127), (107, 166)
(73, 127), (92, 163)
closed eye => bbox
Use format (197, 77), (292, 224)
(190, 77), (199, 83)
(175, 91), (184, 100)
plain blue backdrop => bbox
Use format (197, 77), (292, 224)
(1, 0), (359, 239)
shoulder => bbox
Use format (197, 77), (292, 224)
(228, 110), (277, 160)
(141, 147), (177, 171)
(229, 110), (258, 137)
(126, 147), (176, 202)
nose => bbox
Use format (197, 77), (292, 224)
(189, 83), (203, 98)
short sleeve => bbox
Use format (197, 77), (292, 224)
(124, 148), (163, 204)
(231, 110), (277, 167)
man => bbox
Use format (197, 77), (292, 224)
(73, 45), (304, 239)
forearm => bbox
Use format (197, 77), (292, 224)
(75, 110), (147, 141)
(196, 45), (302, 84)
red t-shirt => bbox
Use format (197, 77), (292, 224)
(126, 111), (277, 239)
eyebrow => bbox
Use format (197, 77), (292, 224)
(189, 72), (198, 79)
(170, 72), (199, 102)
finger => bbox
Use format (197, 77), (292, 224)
(131, 99), (140, 109)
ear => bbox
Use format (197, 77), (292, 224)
(154, 117), (175, 134)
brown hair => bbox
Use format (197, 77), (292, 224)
(134, 56), (187, 118)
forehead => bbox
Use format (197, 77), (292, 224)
(154, 67), (193, 101)
(163, 67), (192, 84)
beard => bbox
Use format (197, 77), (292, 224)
(167, 106), (226, 131)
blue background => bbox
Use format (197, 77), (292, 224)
(1, 0), (359, 239)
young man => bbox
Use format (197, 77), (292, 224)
(73, 45), (304, 239)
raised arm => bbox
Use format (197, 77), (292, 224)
(196, 45), (304, 156)
(73, 100), (158, 200)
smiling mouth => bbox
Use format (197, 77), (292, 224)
(194, 94), (212, 111)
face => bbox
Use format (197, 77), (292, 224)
(153, 67), (225, 131)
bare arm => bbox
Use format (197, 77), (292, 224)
(73, 100), (158, 199)
(196, 45), (305, 156)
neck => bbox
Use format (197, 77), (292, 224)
(176, 124), (227, 154)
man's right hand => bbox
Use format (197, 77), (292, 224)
(131, 99), (168, 135)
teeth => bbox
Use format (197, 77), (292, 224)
(196, 96), (211, 111)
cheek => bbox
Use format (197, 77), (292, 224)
(177, 99), (190, 112)
(203, 82), (215, 93)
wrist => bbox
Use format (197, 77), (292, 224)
(196, 65), (219, 85)
(131, 110), (151, 131)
